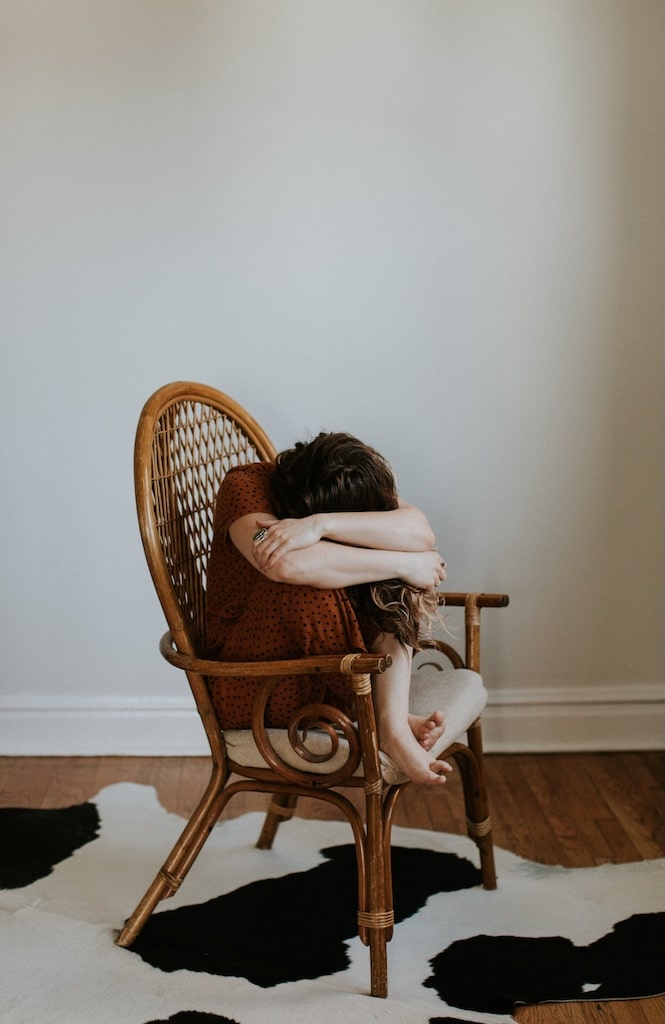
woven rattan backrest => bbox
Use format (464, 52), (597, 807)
(135, 382), (276, 656)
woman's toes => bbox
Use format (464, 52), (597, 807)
(419, 711), (445, 749)
(429, 759), (452, 782)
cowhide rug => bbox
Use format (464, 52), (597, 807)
(0, 783), (662, 1024)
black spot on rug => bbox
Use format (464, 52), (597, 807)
(0, 802), (100, 889)
(129, 843), (481, 986)
(424, 910), (665, 1014)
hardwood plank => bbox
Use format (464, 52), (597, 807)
(520, 754), (618, 866)
(487, 754), (571, 863)
(642, 752), (665, 804)
(593, 817), (645, 864)
(515, 997), (664, 1024)
(587, 755), (665, 860)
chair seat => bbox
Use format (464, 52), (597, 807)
(223, 666), (487, 785)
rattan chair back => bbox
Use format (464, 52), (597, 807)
(134, 382), (276, 655)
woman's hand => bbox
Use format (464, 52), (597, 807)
(252, 515), (323, 573)
(399, 549), (448, 590)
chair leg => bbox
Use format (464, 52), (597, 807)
(367, 924), (389, 998)
(359, 784), (392, 998)
(381, 782), (407, 931)
(467, 816), (496, 890)
(116, 762), (229, 947)
(256, 792), (299, 850)
(452, 724), (497, 890)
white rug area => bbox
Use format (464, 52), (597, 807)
(0, 782), (662, 1024)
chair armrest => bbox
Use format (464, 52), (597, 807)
(159, 631), (391, 678)
(437, 591), (509, 673)
(441, 592), (509, 609)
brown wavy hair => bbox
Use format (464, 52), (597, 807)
(269, 432), (437, 649)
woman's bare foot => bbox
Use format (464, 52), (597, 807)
(409, 710), (445, 751)
(380, 725), (453, 786)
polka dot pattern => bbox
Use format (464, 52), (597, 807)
(205, 463), (377, 729)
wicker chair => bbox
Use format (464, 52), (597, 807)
(116, 381), (509, 998)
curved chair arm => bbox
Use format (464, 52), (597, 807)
(437, 592), (509, 673)
(159, 631), (391, 678)
(441, 592), (510, 609)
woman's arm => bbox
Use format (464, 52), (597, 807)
(251, 500), (435, 569)
(229, 510), (446, 591)
(319, 501), (435, 551)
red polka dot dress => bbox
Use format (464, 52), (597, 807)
(205, 462), (377, 729)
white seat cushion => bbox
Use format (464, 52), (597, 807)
(223, 665), (487, 785)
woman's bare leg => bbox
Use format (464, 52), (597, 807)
(370, 634), (452, 785)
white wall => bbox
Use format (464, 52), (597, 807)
(1, 0), (663, 754)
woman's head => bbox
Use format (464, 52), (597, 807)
(269, 431), (438, 649)
(270, 432), (398, 518)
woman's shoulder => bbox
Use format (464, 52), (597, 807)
(226, 460), (273, 477)
(217, 459), (275, 515)
(223, 460), (274, 489)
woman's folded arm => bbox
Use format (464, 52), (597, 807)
(229, 511), (445, 591)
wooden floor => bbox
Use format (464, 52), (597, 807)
(2, 751), (663, 1023)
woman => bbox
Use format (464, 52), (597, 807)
(205, 432), (451, 785)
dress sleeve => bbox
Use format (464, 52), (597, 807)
(215, 462), (274, 540)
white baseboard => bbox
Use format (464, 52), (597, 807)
(0, 697), (208, 757)
(0, 685), (663, 755)
(482, 684), (664, 752)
